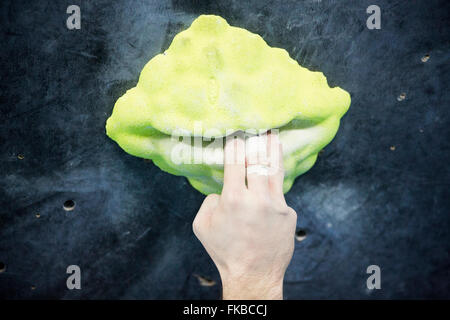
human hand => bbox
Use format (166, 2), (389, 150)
(192, 131), (297, 300)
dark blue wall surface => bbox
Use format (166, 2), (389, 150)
(0, 0), (449, 299)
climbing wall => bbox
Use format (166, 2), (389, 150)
(0, 0), (449, 299)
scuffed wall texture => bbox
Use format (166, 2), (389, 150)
(0, 0), (449, 299)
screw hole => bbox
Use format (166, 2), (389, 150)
(193, 274), (216, 287)
(0, 262), (6, 273)
(295, 229), (307, 242)
(17, 154), (24, 160)
(63, 200), (76, 211)
(35, 213), (41, 218)
(31, 285), (36, 290)
(421, 54), (430, 62)
(397, 93), (406, 101)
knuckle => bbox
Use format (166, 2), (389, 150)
(247, 191), (270, 207)
(192, 216), (202, 235)
(287, 207), (298, 220)
(269, 200), (287, 214)
(273, 205), (286, 215)
(206, 193), (219, 203)
(259, 198), (273, 210)
(222, 191), (240, 207)
(201, 194), (219, 210)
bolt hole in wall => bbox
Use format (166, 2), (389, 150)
(295, 229), (307, 242)
(63, 200), (76, 211)
(193, 274), (216, 287)
(0, 261), (6, 272)
(397, 92), (406, 101)
(421, 53), (430, 62)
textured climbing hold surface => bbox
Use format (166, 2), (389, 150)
(106, 15), (351, 194)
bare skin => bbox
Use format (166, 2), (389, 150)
(192, 131), (297, 300)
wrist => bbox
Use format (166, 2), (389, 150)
(220, 272), (284, 300)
